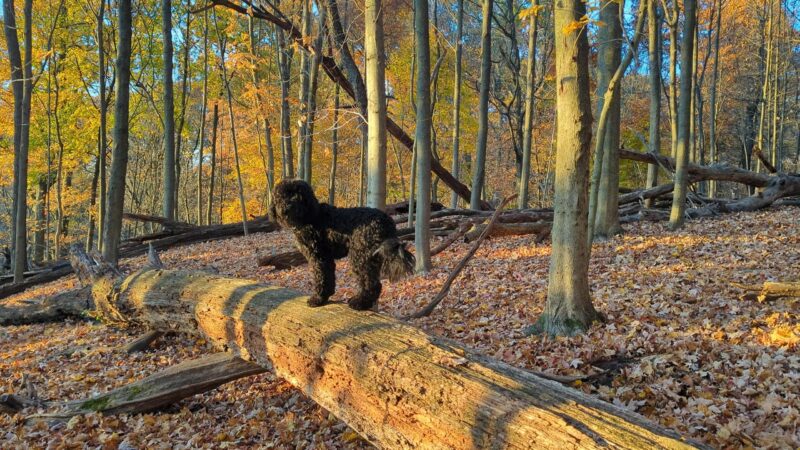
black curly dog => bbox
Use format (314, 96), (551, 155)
(270, 180), (415, 310)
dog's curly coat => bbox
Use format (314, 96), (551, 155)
(270, 180), (415, 310)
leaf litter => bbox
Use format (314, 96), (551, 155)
(1, 207), (798, 448)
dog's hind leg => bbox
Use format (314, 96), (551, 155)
(347, 248), (382, 311)
(308, 256), (336, 307)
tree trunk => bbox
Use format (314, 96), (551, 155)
(533, 0), (602, 336)
(329, 85), (339, 205)
(276, 27), (294, 178)
(206, 103), (219, 226)
(414, 0), (433, 272)
(33, 179), (47, 264)
(97, 0), (108, 250)
(645, 0), (662, 207)
(365, 0), (387, 209)
(470, 0), (493, 210)
(162, 0), (176, 221)
(296, 0), (311, 181)
(449, 0), (465, 209)
(707, 0), (722, 198)
(196, 8), (209, 226)
(69, 262), (702, 449)
(668, 0), (698, 229)
(518, 0), (539, 209)
(102, 0), (133, 265)
(588, 0), (646, 242)
(302, 10), (324, 186)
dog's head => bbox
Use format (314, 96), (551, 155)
(270, 179), (320, 228)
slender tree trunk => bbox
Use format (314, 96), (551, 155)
(102, 0), (133, 265)
(588, 0), (646, 242)
(518, 0), (539, 209)
(668, 0), (698, 229)
(206, 103), (219, 226)
(303, 10), (325, 186)
(54, 57), (65, 257)
(87, 153), (100, 250)
(3, 0), (24, 277)
(215, 11), (249, 234)
(97, 0), (107, 250)
(449, 0), (465, 209)
(296, 0), (311, 181)
(276, 27), (294, 178)
(414, 0), (432, 272)
(533, 0), (601, 336)
(173, 6), (192, 221)
(589, 0), (626, 240)
(328, 85), (339, 205)
(196, 8), (209, 226)
(756, 0), (774, 174)
(365, 0), (387, 209)
(667, 2), (678, 159)
(645, 0), (662, 207)
(708, 0), (722, 198)
(33, 178), (46, 263)
(470, 0), (493, 210)
(162, 0), (176, 221)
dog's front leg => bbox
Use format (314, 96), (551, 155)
(308, 256), (336, 307)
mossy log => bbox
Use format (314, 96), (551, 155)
(79, 264), (702, 449)
(24, 353), (265, 422)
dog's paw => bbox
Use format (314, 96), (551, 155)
(307, 295), (328, 307)
(347, 295), (375, 311)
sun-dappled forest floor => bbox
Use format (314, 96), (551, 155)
(2, 206), (799, 449)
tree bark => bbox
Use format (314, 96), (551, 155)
(470, 0), (493, 210)
(449, 0), (465, 209)
(518, 1), (539, 209)
(534, 0), (602, 336)
(414, 0), (433, 272)
(206, 103), (219, 226)
(668, 0), (698, 229)
(645, 0), (662, 207)
(365, 0), (387, 209)
(162, 0), (176, 221)
(102, 0), (133, 265)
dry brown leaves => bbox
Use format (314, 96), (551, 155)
(2, 206), (799, 449)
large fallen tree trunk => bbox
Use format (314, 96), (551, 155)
(61, 258), (701, 449)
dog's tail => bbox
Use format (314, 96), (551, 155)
(374, 238), (415, 281)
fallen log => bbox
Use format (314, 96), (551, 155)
(257, 250), (307, 269)
(24, 353), (265, 422)
(464, 222), (552, 243)
(123, 212), (194, 233)
(67, 250), (701, 449)
(687, 175), (800, 217)
(732, 281), (800, 302)
(122, 330), (164, 354)
(0, 287), (92, 326)
(619, 150), (773, 187)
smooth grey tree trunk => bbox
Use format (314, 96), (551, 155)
(414, 0), (432, 272)
(162, 0), (176, 221)
(449, 0), (464, 209)
(97, 0), (107, 250)
(276, 26), (294, 178)
(365, 0), (387, 209)
(518, 0), (539, 209)
(668, 0), (698, 229)
(102, 0), (132, 265)
(533, 0), (602, 336)
(470, 0), (493, 210)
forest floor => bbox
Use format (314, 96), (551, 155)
(1, 206), (799, 449)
